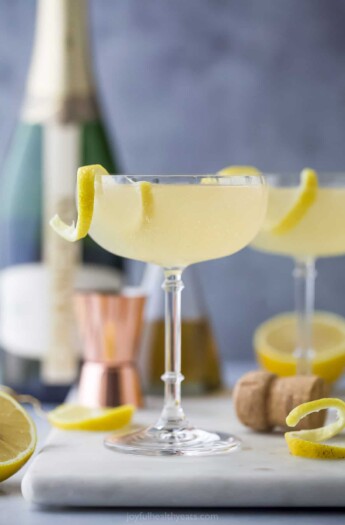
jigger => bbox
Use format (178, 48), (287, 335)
(75, 290), (146, 408)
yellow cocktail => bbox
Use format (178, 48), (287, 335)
(90, 176), (266, 267)
(252, 172), (345, 377)
(253, 186), (345, 258)
(51, 169), (267, 456)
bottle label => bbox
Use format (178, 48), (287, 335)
(0, 264), (53, 358)
(0, 263), (122, 359)
(41, 122), (81, 383)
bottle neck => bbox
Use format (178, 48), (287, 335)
(23, 0), (98, 123)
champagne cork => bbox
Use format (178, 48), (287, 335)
(233, 370), (328, 431)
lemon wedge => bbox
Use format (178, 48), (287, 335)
(50, 164), (108, 241)
(269, 168), (318, 235)
(0, 391), (36, 482)
(285, 398), (345, 459)
(254, 312), (345, 383)
(48, 403), (135, 431)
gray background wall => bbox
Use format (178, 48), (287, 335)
(1, 0), (345, 361)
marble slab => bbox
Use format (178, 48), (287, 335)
(22, 394), (345, 508)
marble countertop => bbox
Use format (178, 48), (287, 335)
(2, 362), (345, 524)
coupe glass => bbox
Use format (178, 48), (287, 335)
(89, 173), (267, 456)
(252, 173), (345, 375)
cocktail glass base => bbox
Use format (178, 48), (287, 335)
(104, 425), (241, 456)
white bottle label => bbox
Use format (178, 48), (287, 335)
(0, 263), (122, 360)
(41, 122), (81, 383)
(0, 264), (52, 359)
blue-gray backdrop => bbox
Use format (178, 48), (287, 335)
(1, 0), (345, 362)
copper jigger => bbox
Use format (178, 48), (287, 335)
(75, 289), (146, 408)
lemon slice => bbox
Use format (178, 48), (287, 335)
(285, 398), (345, 459)
(48, 403), (135, 431)
(0, 391), (36, 482)
(50, 164), (108, 241)
(268, 168), (318, 235)
(254, 312), (345, 383)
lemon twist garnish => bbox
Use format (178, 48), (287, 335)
(48, 403), (135, 431)
(0, 391), (37, 482)
(139, 181), (154, 224)
(202, 165), (261, 184)
(270, 168), (318, 235)
(50, 165), (155, 241)
(50, 164), (108, 241)
(285, 398), (345, 459)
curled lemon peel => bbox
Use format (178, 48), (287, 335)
(50, 164), (108, 241)
(50, 166), (155, 241)
(285, 398), (345, 459)
(269, 168), (318, 235)
(139, 181), (154, 224)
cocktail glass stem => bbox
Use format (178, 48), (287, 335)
(155, 269), (187, 431)
(293, 257), (316, 375)
(104, 263), (240, 454)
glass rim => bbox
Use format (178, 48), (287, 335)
(98, 174), (266, 185)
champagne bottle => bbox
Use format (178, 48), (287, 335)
(0, 0), (122, 401)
